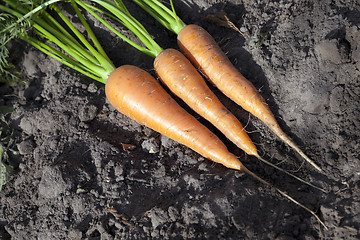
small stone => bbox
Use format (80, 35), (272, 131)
(315, 39), (343, 64)
(17, 139), (35, 155)
(68, 229), (82, 240)
(329, 85), (344, 113)
(160, 135), (176, 148)
(150, 207), (168, 229)
(141, 138), (160, 154)
(38, 166), (68, 198)
(87, 83), (98, 93)
(78, 104), (98, 122)
(19, 116), (34, 134)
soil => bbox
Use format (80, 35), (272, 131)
(1, 0), (359, 239)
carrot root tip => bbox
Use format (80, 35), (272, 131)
(255, 155), (327, 193)
(241, 166), (328, 230)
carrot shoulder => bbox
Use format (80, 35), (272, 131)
(177, 24), (321, 172)
(154, 48), (258, 157)
(105, 65), (242, 170)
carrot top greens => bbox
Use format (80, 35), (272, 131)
(0, 0), (117, 83)
(130, 0), (186, 35)
(0, 0), (168, 84)
(76, 0), (163, 57)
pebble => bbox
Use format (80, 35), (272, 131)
(329, 85), (344, 113)
(87, 83), (98, 93)
(38, 166), (68, 198)
(315, 39), (344, 64)
(68, 229), (82, 240)
(141, 138), (160, 154)
(17, 139), (35, 155)
(19, 117), (34, 134)
(78, 104), (98, 122)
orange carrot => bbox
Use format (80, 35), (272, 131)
(89, 1), (324, 190)
(130, 0), (322, 171)
(85, 1), (261, 160)
(105, 65), (243, 170)
(4, 0), (327, 229)
(67, 0), (325, 193)
(177, 24), (322, 172)
(105, 65), (328, 229)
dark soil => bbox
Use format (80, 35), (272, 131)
(1, 0), (359, 239)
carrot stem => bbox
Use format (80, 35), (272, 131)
(84, 0), (163, 54)
(131, 0), (186, 34)
(69, 1), (115, 72)
(75, 0), (161, 58)
(25, 36), (107, 83)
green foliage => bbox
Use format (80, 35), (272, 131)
(18, 0), (46, 8)
(131, 0), (186, 35)
(0, 0), (66, 84)
(0, 13), (30, 84)
(1, 0), (114, 84)
(0, 106), (16, 192)
(0, 145), (11, 192)
(76, 188), (86, 194)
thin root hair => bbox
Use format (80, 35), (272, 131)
(256, 155), (327, 193)
(242, 166), (328, 230)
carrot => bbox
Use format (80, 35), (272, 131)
(0, 0), (244, 171)
(105, 65), (244, 170)
(80, 0), (325, 191)
(105, 65), (327, 230)
(2, 0), (327, 229)
(80, 1), (259, 159)
(131, 0), (322, 172)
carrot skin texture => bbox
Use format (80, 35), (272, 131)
(105, 65), (243, 170)
(177, 25), (321, 171)
(154, 48), (258, 157)
(177, 25), (275, 128)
